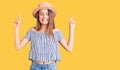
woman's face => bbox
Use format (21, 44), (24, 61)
(39, 9), (49, 24)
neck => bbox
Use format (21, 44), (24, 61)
(40, 24), (47, 32)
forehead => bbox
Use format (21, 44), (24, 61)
(39, 9), (48, 13)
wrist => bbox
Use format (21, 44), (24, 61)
(70, 28), (75, 31)
(69, 29), (74, 33)
(15, 28), (20, 31)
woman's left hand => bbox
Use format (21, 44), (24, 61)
(69, 16), (76, 31)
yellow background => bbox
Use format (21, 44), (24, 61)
(0, 0), (120, 70)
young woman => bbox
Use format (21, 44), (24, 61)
(14, 2), (76, 70)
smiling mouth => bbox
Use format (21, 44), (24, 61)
(42, 19), (48, 22)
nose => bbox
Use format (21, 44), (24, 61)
(43, 14), (48, 19)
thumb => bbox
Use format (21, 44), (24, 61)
(18, 15), (21, 21)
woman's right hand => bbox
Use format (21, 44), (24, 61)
(14, 16), (21, 29)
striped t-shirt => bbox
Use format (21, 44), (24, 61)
(25, 29), (64, 62)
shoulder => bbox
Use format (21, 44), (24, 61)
(53, 28), (63, 35)
(30, 27), (36, 31)
(53, 28), (64, 40)
(28, 27), (36, 32)
(26, 27), (36, 33)
(53, 28), (60, 32)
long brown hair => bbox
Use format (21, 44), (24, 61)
(35, 9), (55, 39)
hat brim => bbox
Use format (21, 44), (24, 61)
(32, 6), (56, 18)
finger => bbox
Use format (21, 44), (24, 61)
(16, 18), (18, 23)
(18, 16), (20, 20)
(71, 19), (75, 24)
(70, 16), (73, 21)
(72, 19), (75, 24)
(15, 20), (18, 24)
(14, 19), (17, 23)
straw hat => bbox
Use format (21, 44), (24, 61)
(32, 2), (56, 18)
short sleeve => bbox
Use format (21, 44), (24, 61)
(25, 30), (31, 41)
(58, 30), (64, 41)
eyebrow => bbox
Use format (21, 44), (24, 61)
(39, 12), (48, 14)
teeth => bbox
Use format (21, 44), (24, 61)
(43, 19), (47, 21)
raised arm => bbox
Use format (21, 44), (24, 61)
(59, 16), (76, 52)
(14, 16), (29, 50)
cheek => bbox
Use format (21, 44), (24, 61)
(39, 15), (43, 19)
(39, 17), (42, 22)
(46, 16), (49, 21)
(47, 15), (49, 19)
